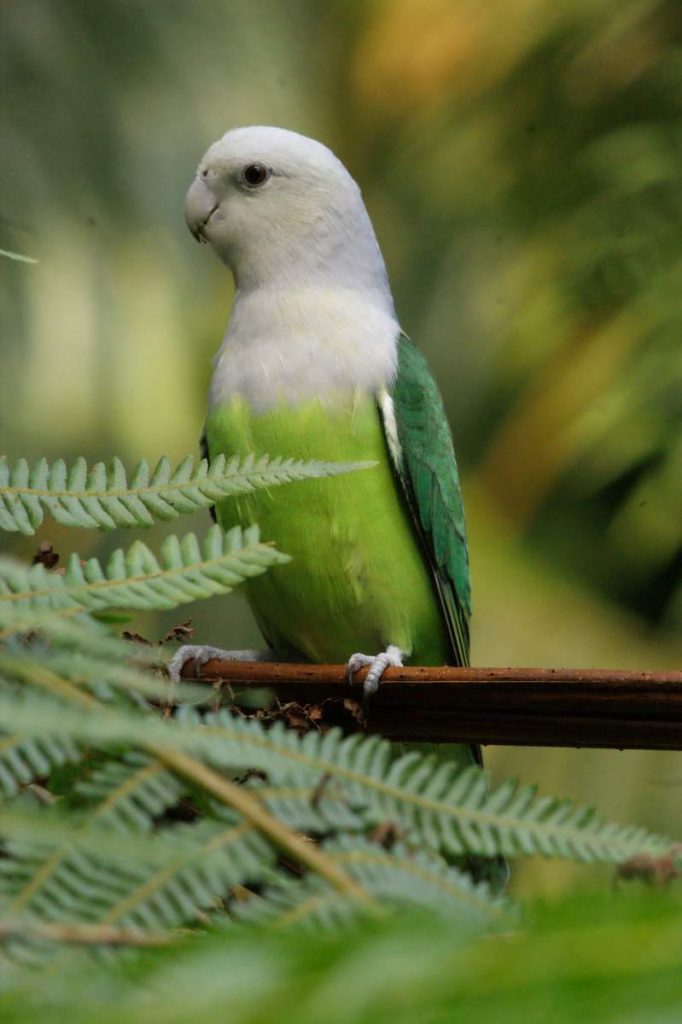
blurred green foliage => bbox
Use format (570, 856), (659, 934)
(3, 890), (682, 1023)
(1, 0), (681, 895)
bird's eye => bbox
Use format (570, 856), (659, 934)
(240, 163), (270, 188)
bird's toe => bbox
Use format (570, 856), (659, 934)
(346, 645), (404, 698)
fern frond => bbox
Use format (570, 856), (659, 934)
(232, 875), (358, 933)
(0, 810), (250, 870)
(2, 770), (274, 937)
(4, 886), (682, 1018)
(238, 837), (507, 931)
(0, 605), (134, 650)
(73, 753), (186, 833)
(330, 838), (505, 920)
(0, 732), (80, 799)
(0, 454), (376, 534)
(1, 818), (274, 943)
(185, 713), (673, 865)
(0, 645), (199, 707)
(0, 696), (671, 866)
(0, 755), (188, 925)
(0, 611), (204, 706)
(0, 524), (288, 618)
(239, 781), (365, 834)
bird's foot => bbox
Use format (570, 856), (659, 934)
(346, 644), (404, 700)
(167, 645), (280, 684)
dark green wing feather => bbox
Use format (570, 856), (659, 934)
(386, 342), (506, 886)
(387, 338), (507, 887)
(384, 333), (471, 667)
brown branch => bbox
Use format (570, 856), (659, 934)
(179, 660), (682, 751)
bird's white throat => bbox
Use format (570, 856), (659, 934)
(209, 286), (400, 412)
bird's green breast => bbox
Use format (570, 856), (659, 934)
(205, 392), (450, 664)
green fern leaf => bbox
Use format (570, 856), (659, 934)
(0, 524), (288, 617)
(0, 732), (80, 799)
(0, 754), (190, 931)
(237, 837), (507, 930)
(0, 644), (198, 707)
(74, 753), (186, 832)
(0, 697), (672, 867)
(179, 714), (670, 865)
(0, 454), (376, 534)
(1, 817), (275, 948)
(1, 741), (278, 951)
(230, 781), (364, 835)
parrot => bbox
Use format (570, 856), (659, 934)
(173, 125), (477, 773)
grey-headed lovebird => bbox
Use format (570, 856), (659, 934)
(174, 126), (478, 775)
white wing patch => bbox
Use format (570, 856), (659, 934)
(378, 389), (403, 473)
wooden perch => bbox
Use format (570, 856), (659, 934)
(179, 660), (682, 751)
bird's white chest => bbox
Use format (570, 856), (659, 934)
(209, 287), (400, 413)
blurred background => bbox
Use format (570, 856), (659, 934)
(1, 0), (681, 895)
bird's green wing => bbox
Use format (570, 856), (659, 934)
(381, 333), (471, 666)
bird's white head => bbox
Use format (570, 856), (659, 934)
(187, 127), (401, 409)
(185, 126), (393, 303)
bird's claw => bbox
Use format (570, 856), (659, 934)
(346, 644), (404, 699)
(167, 645), (271, 684)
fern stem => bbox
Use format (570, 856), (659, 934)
(0, 919), (179, 947)
(151, 745), (382, 913)
(4, 657), (95, 709)
(269, 892), (340, 930)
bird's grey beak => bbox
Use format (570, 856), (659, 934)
(185, 176), (219, 243)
